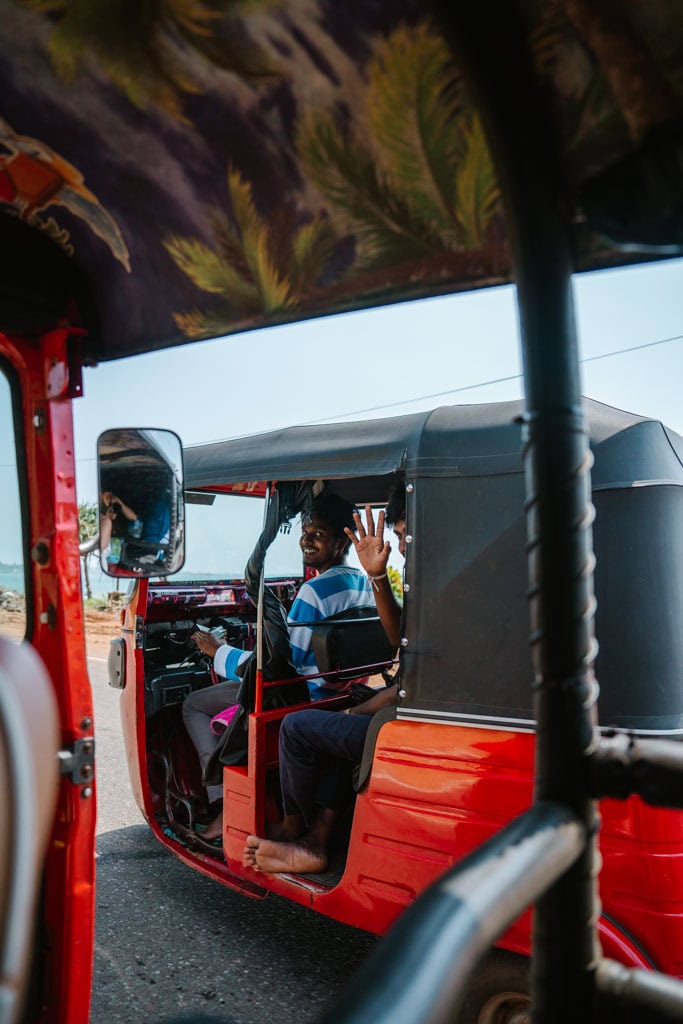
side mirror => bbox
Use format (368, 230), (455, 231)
(97, 428), (185, 578)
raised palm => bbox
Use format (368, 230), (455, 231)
(345, 507), (391, 578)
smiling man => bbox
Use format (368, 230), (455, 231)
(287, 492), (377, 698)
(182, 491), (374, 839)
(243, 472), (406, 874)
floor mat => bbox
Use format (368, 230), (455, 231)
(297, 842), (348, 887)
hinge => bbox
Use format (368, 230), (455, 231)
(58, 737), (95, 786)
(135, 614), (145, 649)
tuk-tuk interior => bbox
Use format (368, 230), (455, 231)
(129, 474), (401, 876)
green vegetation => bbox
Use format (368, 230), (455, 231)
(78, 501), (99, 600)
(387, 566), (403, 605)
(83, 596), (111, 612)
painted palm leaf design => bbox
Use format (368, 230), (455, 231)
(297, 115), (442, 267)
(453, 116), (501, 249)
(297, 22), (501, 267)
(22, 0), (279, 121)
(165, 167), (339, 336)
(368, 23), (468, 245)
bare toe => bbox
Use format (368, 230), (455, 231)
(254, 837), (328, 875)
(243, 834), (261, 869)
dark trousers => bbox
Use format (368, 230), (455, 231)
(279, 709), (372, 827)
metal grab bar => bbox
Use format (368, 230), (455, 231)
(78, 534), (100, 555)
(258, 659), (399, 690)
(321, 802), (585, 1024)
(589, 734), (683, 809)
(595, 960), (683, 1023)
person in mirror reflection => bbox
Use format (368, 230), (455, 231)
(182, 492), (376, 842)
(99, 491), (141, 562)
(243, 471), (406, 875)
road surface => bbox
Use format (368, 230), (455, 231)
(88, 656), (378, 1024)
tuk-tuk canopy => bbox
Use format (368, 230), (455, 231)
(1, 1), (682, 362)
(183, 398), (683, 493)
(186, 398), (683, 735)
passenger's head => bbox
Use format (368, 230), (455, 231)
(300, 492), (357, 572)
(385, 470), (407, 557)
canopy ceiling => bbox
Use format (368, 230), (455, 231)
(1, 1), (682, 360)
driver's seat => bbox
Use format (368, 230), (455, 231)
(0, 637), (60, 1024)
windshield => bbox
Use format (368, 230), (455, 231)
(176, 492), (301, 582)
(172, 492), (405, 585)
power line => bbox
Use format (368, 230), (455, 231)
(582, 332), (683, 364)
(299, 331), (683, 426)
(299, 371), (521, 425)
(1, 330), (680, 468)
(67, 328), (683, 453)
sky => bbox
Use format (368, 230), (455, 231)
(72, 254), (683, 493)
(2, 255), (682, 579)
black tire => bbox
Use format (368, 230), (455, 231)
(458, 949), (531, 1024)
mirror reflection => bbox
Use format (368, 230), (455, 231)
(97, 428), (185, 577)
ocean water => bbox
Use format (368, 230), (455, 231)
(0, 565), (112, 600)
(0, 566), (249, 600)
(0, 569), (25, 594)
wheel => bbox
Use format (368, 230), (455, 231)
(458, 949), (530, 1024)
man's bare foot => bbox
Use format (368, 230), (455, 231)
(243, 834), (260, 869)
(202, 808), (223, 841)
(246, 834), (328, 875)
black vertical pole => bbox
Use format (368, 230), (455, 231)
(435, 4), (601, 1021)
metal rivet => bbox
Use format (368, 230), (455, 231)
(38, 603), (56, 629)
(406, 483), (414, 493)
(31, 541), (50, 565)
(400, 637), (408, 647)
(403, 583), (410, 593)
(32, 409), (46, 432)
(82, 739), (94, 756)
(80, 764), (94, 781)
(406, 535), (413, 544)
(80, 717), (93, 731)
(399, 689), (407, 699)
(81, 787), (93, 799)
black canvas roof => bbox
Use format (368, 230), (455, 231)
(184, 398), (683, 490)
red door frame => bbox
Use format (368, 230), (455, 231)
(0, 327), (95, 1024)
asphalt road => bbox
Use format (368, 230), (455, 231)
(88, 658), (378, 1024)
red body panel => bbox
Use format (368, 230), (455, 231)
(119, 572), (683, 978)
(0, 329), (95, 1024)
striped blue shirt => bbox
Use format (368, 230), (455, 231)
(288, 566), (375, 698)
(213, 565), (375, 699)
(213, 643), (251, 682)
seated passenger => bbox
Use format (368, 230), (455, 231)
(99, 490), (142, 565)
(182, 492), (376, 841)
(244, 473), (406, 873)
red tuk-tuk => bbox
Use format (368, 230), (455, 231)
(109, 399), (683, 998)
(2, 1), (683, 1022)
